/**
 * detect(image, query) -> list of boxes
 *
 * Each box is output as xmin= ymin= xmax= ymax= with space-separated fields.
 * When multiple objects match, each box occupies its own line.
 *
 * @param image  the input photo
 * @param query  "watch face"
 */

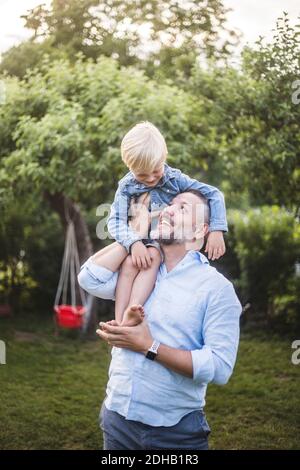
xmin=146 ymin=350 xmax=156 ymax=360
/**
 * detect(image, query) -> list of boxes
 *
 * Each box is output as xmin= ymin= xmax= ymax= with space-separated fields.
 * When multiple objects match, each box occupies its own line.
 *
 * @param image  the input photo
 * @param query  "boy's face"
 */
xmin=132 ymin=162 xmax=164 ymax=187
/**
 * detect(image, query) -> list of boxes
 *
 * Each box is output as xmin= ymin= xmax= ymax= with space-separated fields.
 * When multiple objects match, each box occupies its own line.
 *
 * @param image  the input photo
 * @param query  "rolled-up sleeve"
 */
xmin=191 ymin=283 xmax=242 ymax=385
xmin=107 ymin=184 xmax=142 ymax=252
xmin=77 ymin=257 xmax=118 ymax=300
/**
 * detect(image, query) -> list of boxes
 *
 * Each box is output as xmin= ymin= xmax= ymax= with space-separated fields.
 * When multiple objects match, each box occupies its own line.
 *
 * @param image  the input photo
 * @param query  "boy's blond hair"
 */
xmin=121 ymin=121 xmax=168 ymax=173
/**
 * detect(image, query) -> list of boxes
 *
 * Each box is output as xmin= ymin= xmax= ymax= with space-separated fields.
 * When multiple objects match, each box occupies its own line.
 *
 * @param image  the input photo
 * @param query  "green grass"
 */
xmin=0 ymin=314 xmax=299 ymax=450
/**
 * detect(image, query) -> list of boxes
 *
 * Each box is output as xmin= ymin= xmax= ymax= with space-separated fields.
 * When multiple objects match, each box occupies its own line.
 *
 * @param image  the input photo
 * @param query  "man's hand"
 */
xmin=96 ymin=319 xmax=153 ymax=354
xmin=204 ymin=231 xmax=226 ymax=260
xmin=131 ymin=241 xmax=152 ymax=269
xmin=96 ymin=319 xmax=194 ymax=378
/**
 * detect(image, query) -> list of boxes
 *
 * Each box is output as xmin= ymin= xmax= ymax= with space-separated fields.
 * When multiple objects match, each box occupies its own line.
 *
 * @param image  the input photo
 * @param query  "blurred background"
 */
xmin=0 ymin=0 xmax=299 ymax=450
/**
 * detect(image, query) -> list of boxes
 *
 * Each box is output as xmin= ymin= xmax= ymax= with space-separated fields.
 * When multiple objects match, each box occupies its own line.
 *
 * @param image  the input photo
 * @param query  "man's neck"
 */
xmin=160 ymin=243 xmax=188 ymax=273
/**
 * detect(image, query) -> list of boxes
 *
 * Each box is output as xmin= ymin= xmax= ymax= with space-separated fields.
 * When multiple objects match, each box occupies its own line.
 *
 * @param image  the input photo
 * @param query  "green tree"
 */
xmin=0 ymin=39 xmax=68 ymax=79
xmin=1 ymin=0 xmax=238 ymax=78
xmin=0 ymin=55 xmax=209 ymax=269
xmin=189 ymin=15 xmax=300 ymax=212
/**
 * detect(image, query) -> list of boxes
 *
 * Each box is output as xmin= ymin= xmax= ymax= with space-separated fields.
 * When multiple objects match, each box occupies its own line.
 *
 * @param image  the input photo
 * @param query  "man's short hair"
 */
xmin=185 ymin=189 xmax=210 ymax=225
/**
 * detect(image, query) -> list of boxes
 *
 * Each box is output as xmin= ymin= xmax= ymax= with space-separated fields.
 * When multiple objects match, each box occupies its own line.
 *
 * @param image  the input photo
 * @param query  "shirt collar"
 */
xmin=160 ymin=249 xmax=209 ymax=271
xmin=161 ymin=163 xmax=175 ymax=183
xmin=187 ymin=250 xmax=210 ymax=265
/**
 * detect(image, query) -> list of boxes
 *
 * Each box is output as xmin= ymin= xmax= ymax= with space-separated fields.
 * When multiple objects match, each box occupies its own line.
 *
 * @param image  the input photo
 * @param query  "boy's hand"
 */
xmin=131 ymin=241 xmax=152 ymax=269
xmin=205 ymin=231 xmax=226 ymax=260
xmin=128 ymin=192 xmax=151 ymax=237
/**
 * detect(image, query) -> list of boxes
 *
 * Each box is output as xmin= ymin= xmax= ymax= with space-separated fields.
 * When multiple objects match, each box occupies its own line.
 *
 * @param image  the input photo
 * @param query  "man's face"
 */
xmin=153 ymin=192 xmax=207 ymax=246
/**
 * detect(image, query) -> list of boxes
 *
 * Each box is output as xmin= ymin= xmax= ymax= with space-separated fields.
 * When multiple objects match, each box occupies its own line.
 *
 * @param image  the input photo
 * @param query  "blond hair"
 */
xmin=121 ymin=121 xmax=168 ymax=173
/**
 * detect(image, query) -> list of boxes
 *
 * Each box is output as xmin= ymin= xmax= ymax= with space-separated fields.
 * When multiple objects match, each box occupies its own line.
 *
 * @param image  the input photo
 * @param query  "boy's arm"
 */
xmin=178 ymin=172 xmax=228 ymax=232
xmin=107 ymin=184 xmax=143 ymax=252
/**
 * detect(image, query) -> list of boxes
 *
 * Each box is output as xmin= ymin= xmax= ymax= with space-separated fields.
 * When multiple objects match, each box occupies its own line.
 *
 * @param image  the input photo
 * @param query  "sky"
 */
xmin=0 ymin=0 xmax=299 ymax=58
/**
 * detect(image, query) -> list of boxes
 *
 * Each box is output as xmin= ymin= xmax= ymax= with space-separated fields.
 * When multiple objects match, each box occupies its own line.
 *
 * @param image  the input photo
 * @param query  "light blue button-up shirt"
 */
xmin=78 ymin=250 xmax=242 ymax=427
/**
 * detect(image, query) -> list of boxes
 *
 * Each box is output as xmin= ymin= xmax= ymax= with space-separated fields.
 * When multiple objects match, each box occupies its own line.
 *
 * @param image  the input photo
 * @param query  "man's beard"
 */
xmin=159 ymin=238 xmax=179 ymax=246
xmin=152 ymin=220 xmax=193 ymax=246
xmin=155 ymin=231 xmax=184 ymax=246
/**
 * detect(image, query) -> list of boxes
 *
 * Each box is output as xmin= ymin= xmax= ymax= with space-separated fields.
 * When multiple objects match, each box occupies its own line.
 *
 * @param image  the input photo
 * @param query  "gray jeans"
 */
xmin=99 ymin=402 xmax=211 ymax=450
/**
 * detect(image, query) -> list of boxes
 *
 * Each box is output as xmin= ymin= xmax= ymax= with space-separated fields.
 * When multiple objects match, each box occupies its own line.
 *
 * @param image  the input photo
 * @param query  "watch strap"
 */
xmin=146 ymin=340 xmax=160 ymax=360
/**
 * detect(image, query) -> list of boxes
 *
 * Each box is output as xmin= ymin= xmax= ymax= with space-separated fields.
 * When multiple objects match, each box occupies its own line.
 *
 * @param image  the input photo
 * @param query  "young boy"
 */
xmin=101 ymin=122 xmax=227 ymax=327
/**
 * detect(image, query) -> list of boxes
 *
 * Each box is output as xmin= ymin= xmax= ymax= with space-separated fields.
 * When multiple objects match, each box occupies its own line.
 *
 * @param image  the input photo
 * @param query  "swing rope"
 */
xmin=54 ymin=199 xmax=93 ymax=332
xmin=54 ymin=221 xmax=86 ymax=309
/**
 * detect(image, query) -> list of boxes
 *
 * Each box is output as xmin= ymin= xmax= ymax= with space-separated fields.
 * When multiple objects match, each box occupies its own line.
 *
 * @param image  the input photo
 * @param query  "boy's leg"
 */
xmin=91 ymin=241 xmax=128 ymax=272
xmin=122 ymin=247 xmax=161 ymax=326
xmin=128 ymin=247 xmax=161 ymax=305
xmin=115 ymin=255 xmax=140 ymax=324
xmin=90 ymin=243 xmax=143 ymax=324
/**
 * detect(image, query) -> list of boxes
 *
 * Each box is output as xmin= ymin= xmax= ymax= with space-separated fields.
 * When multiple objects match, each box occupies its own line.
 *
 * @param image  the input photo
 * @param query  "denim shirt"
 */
xmin=78 ymin=250 xmax=242 ymax=426
xmin=107 ymin=163 xmax=228 ymax=252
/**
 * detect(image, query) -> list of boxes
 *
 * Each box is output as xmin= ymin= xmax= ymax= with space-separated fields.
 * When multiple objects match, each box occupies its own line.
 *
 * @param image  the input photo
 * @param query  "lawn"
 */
xmin=0 ymin=314 xmax=299 ymax=450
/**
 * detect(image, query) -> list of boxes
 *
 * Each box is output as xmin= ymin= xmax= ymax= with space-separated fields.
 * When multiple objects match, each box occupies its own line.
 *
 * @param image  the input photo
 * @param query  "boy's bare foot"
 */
xmin=121 ymin=304 xmax=145 ymax=327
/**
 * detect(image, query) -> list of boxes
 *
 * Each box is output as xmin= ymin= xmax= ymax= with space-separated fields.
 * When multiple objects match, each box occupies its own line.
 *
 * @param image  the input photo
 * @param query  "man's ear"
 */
xmin=194 ymin=223 xmax=209 ymax=241
xmin=185 ymin=223 xmax=208 ymax=251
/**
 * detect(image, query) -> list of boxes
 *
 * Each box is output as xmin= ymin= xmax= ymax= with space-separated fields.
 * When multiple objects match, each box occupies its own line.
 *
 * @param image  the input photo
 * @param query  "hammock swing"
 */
xmin=54 ymin=219 xmax=92 ymax=333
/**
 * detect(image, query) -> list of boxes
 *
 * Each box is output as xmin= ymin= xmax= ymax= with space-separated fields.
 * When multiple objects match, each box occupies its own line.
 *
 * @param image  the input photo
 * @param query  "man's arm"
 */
xmin=98 ymin=320 xmax=193 ymax=378
xmin=77 ymin=257 xmax=118 ymax=300
xmin=78 ymin=242 xmax=129 ymax=299
xmin=149 ymin=283 xmax=241 ymax=382
xmin=99 ymin=282 xmax=241 ymax=385
xmin=191 ymin=283 xmax=242 ymax=385
xmin=152 ymin=344 xmax=193 ymax=378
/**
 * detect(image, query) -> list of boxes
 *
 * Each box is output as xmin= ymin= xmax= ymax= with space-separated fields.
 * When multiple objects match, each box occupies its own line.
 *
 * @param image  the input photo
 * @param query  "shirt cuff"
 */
xmin=123 ymin=236 xmax=142 ymax=253
xmin=81 ymin=257 xmax=115 ymax=281
xmin=191 ymin=346 xmax=215 ymax=384
xmin=209 ymin=222 xmax=228 ymax=232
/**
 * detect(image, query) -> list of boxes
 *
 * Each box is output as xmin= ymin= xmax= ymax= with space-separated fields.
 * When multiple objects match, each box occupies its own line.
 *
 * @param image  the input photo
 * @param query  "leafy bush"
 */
xmin=0 ymin=196 xmax=64 ymax=314
xmin=225 ymin=206 xmax=300 ymax=330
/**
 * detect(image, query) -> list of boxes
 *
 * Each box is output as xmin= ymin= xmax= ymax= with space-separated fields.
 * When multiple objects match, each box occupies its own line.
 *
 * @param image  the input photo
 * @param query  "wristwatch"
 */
xmin=146 ymin=340 xmax=160 ymax=360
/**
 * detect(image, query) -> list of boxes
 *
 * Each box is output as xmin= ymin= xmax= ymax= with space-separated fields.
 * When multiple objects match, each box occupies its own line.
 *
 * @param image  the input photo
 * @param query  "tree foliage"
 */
xmin=1 ymin=0 xmax=238 ymax=78
xmin=189 ymin=15 xmax=300 ymax=212
xmin=228 ymin=206 xmax=300 ymax=331
xmin=0 ymin=55 xmax=209 ymax=210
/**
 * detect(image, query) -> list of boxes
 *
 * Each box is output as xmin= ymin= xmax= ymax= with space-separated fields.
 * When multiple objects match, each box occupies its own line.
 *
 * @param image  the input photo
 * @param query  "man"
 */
xmin=78 ymin=191 xmax=242 ymax=450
